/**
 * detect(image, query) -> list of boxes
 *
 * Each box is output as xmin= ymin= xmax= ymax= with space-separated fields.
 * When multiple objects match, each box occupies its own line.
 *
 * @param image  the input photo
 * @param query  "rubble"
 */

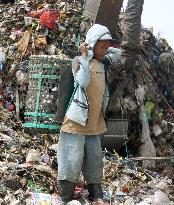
xmin=0 ymin=108 xmax=174 ymax=204
xmin=1 ymin=103 xmax=174 ymax=205
xmin=107 ymin=9 xmax=174 ymax=167
xmin=0 ymin=0 xmax=172 ymax=160
xmin=0 ymin=0 xmax=174 ymax=204
xmin=0 ymin=104 xmax=60 ymax=204
xmin=0 ymin=0 xmax=87 ymax=121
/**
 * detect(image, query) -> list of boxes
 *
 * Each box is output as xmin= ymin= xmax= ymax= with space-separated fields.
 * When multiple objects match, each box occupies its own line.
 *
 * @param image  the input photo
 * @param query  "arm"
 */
xmin=72 ymin=43 xmax=90 ymax=88
xmin=102 ymin=47 xmax=122 ymax=68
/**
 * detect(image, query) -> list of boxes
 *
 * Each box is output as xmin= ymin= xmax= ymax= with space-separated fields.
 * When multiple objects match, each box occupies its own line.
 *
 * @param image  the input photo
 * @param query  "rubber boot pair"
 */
xmin=58 ymin=181 xmax=105 ymax=204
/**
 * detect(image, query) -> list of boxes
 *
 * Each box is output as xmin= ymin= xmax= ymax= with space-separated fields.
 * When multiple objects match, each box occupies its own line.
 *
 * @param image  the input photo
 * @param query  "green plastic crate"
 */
xmin=23 ymin=55 xmax=72 ymax=130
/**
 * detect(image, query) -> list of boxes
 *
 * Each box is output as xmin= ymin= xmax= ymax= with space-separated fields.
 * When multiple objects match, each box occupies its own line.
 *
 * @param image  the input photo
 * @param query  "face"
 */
xmin=93 ymin=40 xmax=111 ymax=61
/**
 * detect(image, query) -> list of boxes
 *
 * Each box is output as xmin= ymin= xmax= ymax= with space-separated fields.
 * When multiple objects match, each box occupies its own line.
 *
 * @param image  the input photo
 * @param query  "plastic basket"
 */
xmin=23 ymin=55 xmax=72 ymax=130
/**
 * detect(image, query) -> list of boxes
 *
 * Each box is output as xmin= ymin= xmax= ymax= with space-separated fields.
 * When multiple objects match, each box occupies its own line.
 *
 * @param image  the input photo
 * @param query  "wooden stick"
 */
xmin=131 ymin=156 xmax=174 ymax=161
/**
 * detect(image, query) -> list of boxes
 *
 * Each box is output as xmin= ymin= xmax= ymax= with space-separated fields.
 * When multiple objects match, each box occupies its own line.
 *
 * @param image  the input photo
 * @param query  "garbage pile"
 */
xmin=0 ymin=0 xmax=87 ymax=116
xmin=137 ymin=30 xmax=174 ymax=160
xmin=107 ymin=16 xmax=174 ymax=164
xmin=0 ymin=0 xmax=85 ymax=60
xmin=0 ymin=104 xmax=174 ymax=204
xmin=0 ymin=0 xmax=174 ymax=204
xmin=102 ymin=152 xmax=174 ymax=204
xmin=0 ymin=104 xmax=60 ymax=204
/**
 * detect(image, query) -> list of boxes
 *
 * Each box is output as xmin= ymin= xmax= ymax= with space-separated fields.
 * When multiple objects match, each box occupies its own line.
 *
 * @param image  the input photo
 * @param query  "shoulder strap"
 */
xmin=66 ymin=83 xmax=79 ymax=111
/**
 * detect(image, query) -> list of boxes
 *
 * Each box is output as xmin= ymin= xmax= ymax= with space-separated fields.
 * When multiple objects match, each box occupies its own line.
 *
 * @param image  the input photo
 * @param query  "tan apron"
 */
xmin=61 ymin=59 xmax=106 ymax=135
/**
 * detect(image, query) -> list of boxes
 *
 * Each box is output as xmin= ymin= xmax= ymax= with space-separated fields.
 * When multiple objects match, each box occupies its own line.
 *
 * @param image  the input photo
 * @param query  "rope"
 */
xmin=121 ymin=105 xmax=129 ymax=158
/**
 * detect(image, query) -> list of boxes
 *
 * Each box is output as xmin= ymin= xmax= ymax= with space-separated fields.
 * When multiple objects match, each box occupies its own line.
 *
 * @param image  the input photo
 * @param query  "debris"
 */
xmin=152 ymin=190 xmax=174 ymax=205
xmin=0 ymin=0 xmax=174 ymax=204
xmin=31 ymin=192 xmax=62 ymax=205
xmin=139 ymin=104 xmax=156 ymax=169
xmin=26 ymin=149 xmax=42 ymax=164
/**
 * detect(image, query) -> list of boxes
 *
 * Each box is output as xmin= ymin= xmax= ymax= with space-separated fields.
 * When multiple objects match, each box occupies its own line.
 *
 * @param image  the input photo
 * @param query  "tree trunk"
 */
xmin=121 ymin=0 xmax=144 ymax=51
xmin=96 ymin=0 xmax=124 ymax=37
xmin=83 ymin=0 xmax=124 ymax=36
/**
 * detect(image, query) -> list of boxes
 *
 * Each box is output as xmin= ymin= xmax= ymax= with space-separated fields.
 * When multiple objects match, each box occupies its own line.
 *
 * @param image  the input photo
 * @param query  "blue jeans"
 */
xmin=57 ymin=131 xmax=103 ymax=184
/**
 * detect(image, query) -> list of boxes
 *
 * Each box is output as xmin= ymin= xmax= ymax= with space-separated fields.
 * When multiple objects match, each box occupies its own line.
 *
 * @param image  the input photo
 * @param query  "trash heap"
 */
xmin=0 ymin=0 xmax=172 ymax=162
xmin=107 ymin=17 xmax=174 ymax=164
xmin=137 ymin=30 xmax=174 ymax=159
xmin=0 ymin=1 xmax=174 ymax=204
xmin=0 ymin=0 xmax=87 ymax=115
xmin=0 ymin=0 xmax=84 ymax=59
xmin=0 ymin=104 xmax=60 ymax=204
xmin=0 ymin=103 xmax=174 ymax=204
xmin=102 ymin=152 xmax=174 ymax=205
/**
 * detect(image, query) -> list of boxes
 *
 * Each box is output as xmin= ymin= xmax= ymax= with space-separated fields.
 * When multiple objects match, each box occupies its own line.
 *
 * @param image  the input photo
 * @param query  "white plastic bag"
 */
xmin=152 ymin=190 xmax=172 ymax=205
xmin=66 ymin=84 xmax=88 ymax=126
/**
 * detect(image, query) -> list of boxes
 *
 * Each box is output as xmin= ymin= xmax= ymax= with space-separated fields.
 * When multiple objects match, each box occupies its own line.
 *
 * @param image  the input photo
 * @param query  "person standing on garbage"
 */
xmin=57 ymin=24 xmax=122 ymax=204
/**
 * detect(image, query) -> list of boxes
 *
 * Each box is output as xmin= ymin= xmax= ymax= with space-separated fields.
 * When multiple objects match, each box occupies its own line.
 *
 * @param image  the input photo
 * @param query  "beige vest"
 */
xmin=61 ymin=59 xmax=107 ymax=135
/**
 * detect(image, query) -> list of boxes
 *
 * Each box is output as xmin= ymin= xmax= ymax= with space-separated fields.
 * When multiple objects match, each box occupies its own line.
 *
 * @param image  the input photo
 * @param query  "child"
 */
xmin=57 ymin=24 xmax=122 ymax=204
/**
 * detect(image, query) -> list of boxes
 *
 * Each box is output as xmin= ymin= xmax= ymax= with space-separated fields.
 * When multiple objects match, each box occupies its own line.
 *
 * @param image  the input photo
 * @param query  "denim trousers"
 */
xmin=57 ymin=131 xmax=103 ymax=184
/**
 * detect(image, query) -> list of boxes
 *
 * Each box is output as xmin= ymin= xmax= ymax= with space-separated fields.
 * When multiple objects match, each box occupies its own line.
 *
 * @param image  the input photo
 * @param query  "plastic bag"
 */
xmin=152 ymin=190 xmax=172 ymax=205
xmin=31 ymin=193 xmax=61 ymax=205
xmin=40 ymin=11 xmax=59 ymax=30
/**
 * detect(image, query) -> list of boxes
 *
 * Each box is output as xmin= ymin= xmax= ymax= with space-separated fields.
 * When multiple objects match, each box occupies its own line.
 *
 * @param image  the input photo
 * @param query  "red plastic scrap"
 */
xmin=74 ymin=186 xmax=84 ymax=199
xmin=28 ymin=8 xmax=47 ymax=18
xmin=8 ymin=102 xmax=15 ymax=112
xmin=40 ymin=11 xmax=59 ymax=30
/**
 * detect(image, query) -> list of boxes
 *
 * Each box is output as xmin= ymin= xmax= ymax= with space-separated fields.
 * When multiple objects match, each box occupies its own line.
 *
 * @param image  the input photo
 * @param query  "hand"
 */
xmin=80 ymin=42 xmax=88 ymax=57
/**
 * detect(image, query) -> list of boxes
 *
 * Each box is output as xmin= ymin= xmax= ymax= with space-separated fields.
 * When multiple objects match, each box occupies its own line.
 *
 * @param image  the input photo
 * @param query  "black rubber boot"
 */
xmin=57 ymin=180 xmax=76 ymax=204
xmin=87 ymin=183 xmax=103 ymax=201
